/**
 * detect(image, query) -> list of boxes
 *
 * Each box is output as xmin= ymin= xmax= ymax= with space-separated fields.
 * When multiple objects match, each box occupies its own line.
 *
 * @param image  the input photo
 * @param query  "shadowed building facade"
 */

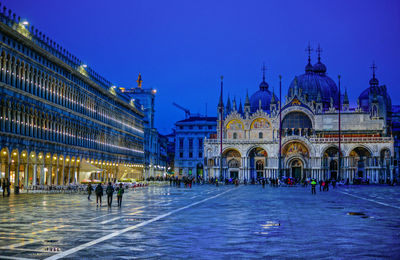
xmin=0 ymin=7 xmax=145 ymax=190
xmin=175 ymin=116 xmax=217 ymax=178
xmin=205 ymin=47 xmax=395 ymax=183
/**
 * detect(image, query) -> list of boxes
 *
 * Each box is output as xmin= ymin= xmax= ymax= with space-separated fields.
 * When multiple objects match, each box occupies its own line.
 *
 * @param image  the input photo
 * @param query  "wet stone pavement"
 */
xmin=0 ymin=184 xmax=399 ymax=259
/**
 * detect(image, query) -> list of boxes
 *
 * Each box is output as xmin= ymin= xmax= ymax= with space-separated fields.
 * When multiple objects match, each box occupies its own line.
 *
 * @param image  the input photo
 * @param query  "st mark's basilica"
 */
xmin=204 ymin=47 xmax=394 ymax=183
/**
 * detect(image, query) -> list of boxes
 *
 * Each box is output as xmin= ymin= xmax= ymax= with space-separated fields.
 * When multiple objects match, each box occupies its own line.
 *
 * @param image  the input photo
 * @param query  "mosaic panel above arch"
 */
xmin=226 ymin=119 xmax=244 ymax=130
xmin=250 ymin=118 xmax=271 ymax=129
xmin=282 ymin=142 xmax=309 ymax=157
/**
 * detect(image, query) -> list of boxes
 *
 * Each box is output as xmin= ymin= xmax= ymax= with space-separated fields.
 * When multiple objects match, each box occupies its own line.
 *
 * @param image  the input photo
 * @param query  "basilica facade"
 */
xmin=204 ymin=50 xmax=395 ymax=183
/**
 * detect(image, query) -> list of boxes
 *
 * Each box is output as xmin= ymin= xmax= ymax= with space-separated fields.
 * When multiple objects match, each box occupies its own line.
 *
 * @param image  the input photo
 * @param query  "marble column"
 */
xmin=33 ymin=164 xmax=37 ymax=185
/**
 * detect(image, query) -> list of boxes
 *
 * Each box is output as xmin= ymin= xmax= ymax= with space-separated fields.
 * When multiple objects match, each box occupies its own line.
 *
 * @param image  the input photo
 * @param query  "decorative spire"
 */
xmin=305 ymin=42 xmax=314 ymax=73
xmin=371 ymin=61 xmax=377 ymax=79
xmin=226 ymin=94 xmax=232 ymax=113
xmin=306 ymin=42 xmax=313 ymax=65
xmin=218 ymin=76 xmax=224 ymax=108
xmin=259 ymin=99 xmax=262 ymax=110
xmin=244 ymin=89 xmax=250 ymax=107
xmin=262 ymin=63 xmax=266 ymax=82
xmin=343 ymin=87 xmax=349 ymax=104
xmin=369 ymin=61 xmax=379 ymax=86
xmin=259 ymin=63 xmax=270 ymax=90
xmin=316 ymin=44 xmax=323 ymax=62
xmin=238 ymin=99 xmax=243 ymax=114
xmin=271 ymin=86 xmax=276 ymax=104
xmin=137 ymin=73 xmax=143 ymax=88
xmin=233 ymin=97 xmax=237 ymax=111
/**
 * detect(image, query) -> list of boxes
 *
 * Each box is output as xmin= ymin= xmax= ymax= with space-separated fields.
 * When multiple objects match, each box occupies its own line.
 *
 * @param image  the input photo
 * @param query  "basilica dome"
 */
xmin=288 ymin=59 xmax=338 ymax=106
xmin=358 ymin=82 xmax=391 ymax=113
xmin=250 ymin=79 xmax=278 ymax=113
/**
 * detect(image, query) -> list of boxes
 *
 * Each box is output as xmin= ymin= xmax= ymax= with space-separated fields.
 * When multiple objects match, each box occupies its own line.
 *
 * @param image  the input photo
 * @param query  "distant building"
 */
xmin=122 ymin=75 xmax=166 ymax=177
xmin=174 ymin=116 xmax=217 ymax=177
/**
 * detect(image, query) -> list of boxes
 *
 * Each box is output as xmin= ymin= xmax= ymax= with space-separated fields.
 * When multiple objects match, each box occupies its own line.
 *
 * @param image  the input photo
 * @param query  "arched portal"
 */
xmin=282 ymin=141 xmax=309 ymax=179
xmin=290 ymin=159 xmax=303 ymax=180
xmin=248 ymin=147 xmax=268 ymax=179
xmin=349 ymin=147 xmax=371 ymax=179
xmin=329 ymin=160 xmax=338 ymax=180
xmin=323 ymin=146 xmax=342 ymax=180
xmin=222 ymin=149 xmax=241 ymax=180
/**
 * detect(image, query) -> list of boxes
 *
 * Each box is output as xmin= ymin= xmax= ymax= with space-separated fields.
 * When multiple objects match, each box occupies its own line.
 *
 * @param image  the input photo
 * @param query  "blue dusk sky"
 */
xmin=5 ymin=0 xmax=400 ymax=134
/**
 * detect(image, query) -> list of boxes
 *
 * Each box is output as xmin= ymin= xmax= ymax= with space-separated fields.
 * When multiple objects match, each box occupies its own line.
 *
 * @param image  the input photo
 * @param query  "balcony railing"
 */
xmin=205 ymin=136 xmax=393 ymax=144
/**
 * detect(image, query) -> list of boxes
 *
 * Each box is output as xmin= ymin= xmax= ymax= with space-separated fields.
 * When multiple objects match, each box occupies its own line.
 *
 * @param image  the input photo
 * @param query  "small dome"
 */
xmin=313 ymin=61 xmax=327 ymax=74
xmin=369 ymin=77 xmax=379 ymax=86
xmin=305 ymin=62 xmax=313 ymax=73
xmin=358 ymin=85 xmax=391 ymax=112
xmin=259 ymin=80 xmax=269 ymax=91
xmin=249 ymin=89 xmax=278 ymax=113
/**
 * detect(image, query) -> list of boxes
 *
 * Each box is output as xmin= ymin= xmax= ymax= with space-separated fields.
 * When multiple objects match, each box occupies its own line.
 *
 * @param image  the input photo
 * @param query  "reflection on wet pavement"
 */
xmin=0 ymin=185 xmax=399 ymax=259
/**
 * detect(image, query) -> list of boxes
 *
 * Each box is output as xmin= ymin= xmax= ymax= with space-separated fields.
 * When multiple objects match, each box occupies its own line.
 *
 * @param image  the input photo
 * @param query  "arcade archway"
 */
xmin=222 ymin=149 xmax=241 ymax=179
xmin=282 ymin=141 xmax=309 ymax=179
xmin=248 ymin=147 xmax=268 ymax=179
xmin=323 ymin=146 xmax=342 ymax=180
xmin=349 ymin=147 xmax=371 ymax=179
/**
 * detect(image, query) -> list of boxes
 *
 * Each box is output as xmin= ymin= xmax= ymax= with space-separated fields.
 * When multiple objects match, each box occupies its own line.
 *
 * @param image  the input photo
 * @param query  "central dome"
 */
xmin=288 ymin=58 xmax=338 ymax=107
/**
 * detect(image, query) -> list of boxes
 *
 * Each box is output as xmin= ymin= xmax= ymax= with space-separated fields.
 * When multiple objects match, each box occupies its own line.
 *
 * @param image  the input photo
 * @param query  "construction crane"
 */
xmin=173 ymin=102 xmax=191 ymax=119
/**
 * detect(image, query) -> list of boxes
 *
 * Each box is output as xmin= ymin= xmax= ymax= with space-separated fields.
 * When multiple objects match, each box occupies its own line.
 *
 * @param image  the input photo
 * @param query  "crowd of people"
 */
xmin=143 ymin=174 xmax=400 ymax=196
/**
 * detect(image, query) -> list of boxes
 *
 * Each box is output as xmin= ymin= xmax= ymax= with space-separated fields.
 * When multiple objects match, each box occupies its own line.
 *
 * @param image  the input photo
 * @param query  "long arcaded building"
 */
xmin=0 ymin=6 xmax=145 ymax=190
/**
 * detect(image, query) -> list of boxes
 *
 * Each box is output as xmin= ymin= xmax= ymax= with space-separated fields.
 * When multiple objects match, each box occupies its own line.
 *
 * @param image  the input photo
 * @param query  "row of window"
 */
xmin=178 ymin=125 xmax=214 ymax=130
xmin=178 ymin=137 xmax=204 ymax=149
xmin=0 ymin=98 xmax=143 ymax=155
xmin=2 ymin=18 xmax=113 ymax=97
xmin=178 ymin=151 xmax=203 ymax=159
xmin=0 ymin=45 xmax=143 ymax=135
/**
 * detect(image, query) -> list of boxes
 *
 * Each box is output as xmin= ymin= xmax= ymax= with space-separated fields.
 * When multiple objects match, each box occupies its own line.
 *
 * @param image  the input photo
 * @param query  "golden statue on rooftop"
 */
xmin=137 ymin=73 xmax=143 ymax=88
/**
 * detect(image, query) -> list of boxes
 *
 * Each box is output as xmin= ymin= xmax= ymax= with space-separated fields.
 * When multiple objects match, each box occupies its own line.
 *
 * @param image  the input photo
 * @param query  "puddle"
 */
xmin=260 ymin=221 xmax=281 ymax=229
xmin=347 ymin=212 xmax=366 ymax=216
xmin=347 ymin=212 xmax=370 ymax=218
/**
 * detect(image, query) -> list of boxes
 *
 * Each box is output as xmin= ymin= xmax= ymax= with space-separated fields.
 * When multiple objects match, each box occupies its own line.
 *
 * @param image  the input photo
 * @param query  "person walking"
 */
xmin=95 ymin=183 xmax=103 ymax=206
xmin=106 ymin=182 xmax=114 ymax=207
xmin=319 ymin=180 xmax=323 ymax=191
xmin=87 ymin=183 xmax=93 ymax=200
xmin=116 ymin=183 xmax=124 ymax=207
xmin=311 ymin=179 xmax=317 ymax=195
